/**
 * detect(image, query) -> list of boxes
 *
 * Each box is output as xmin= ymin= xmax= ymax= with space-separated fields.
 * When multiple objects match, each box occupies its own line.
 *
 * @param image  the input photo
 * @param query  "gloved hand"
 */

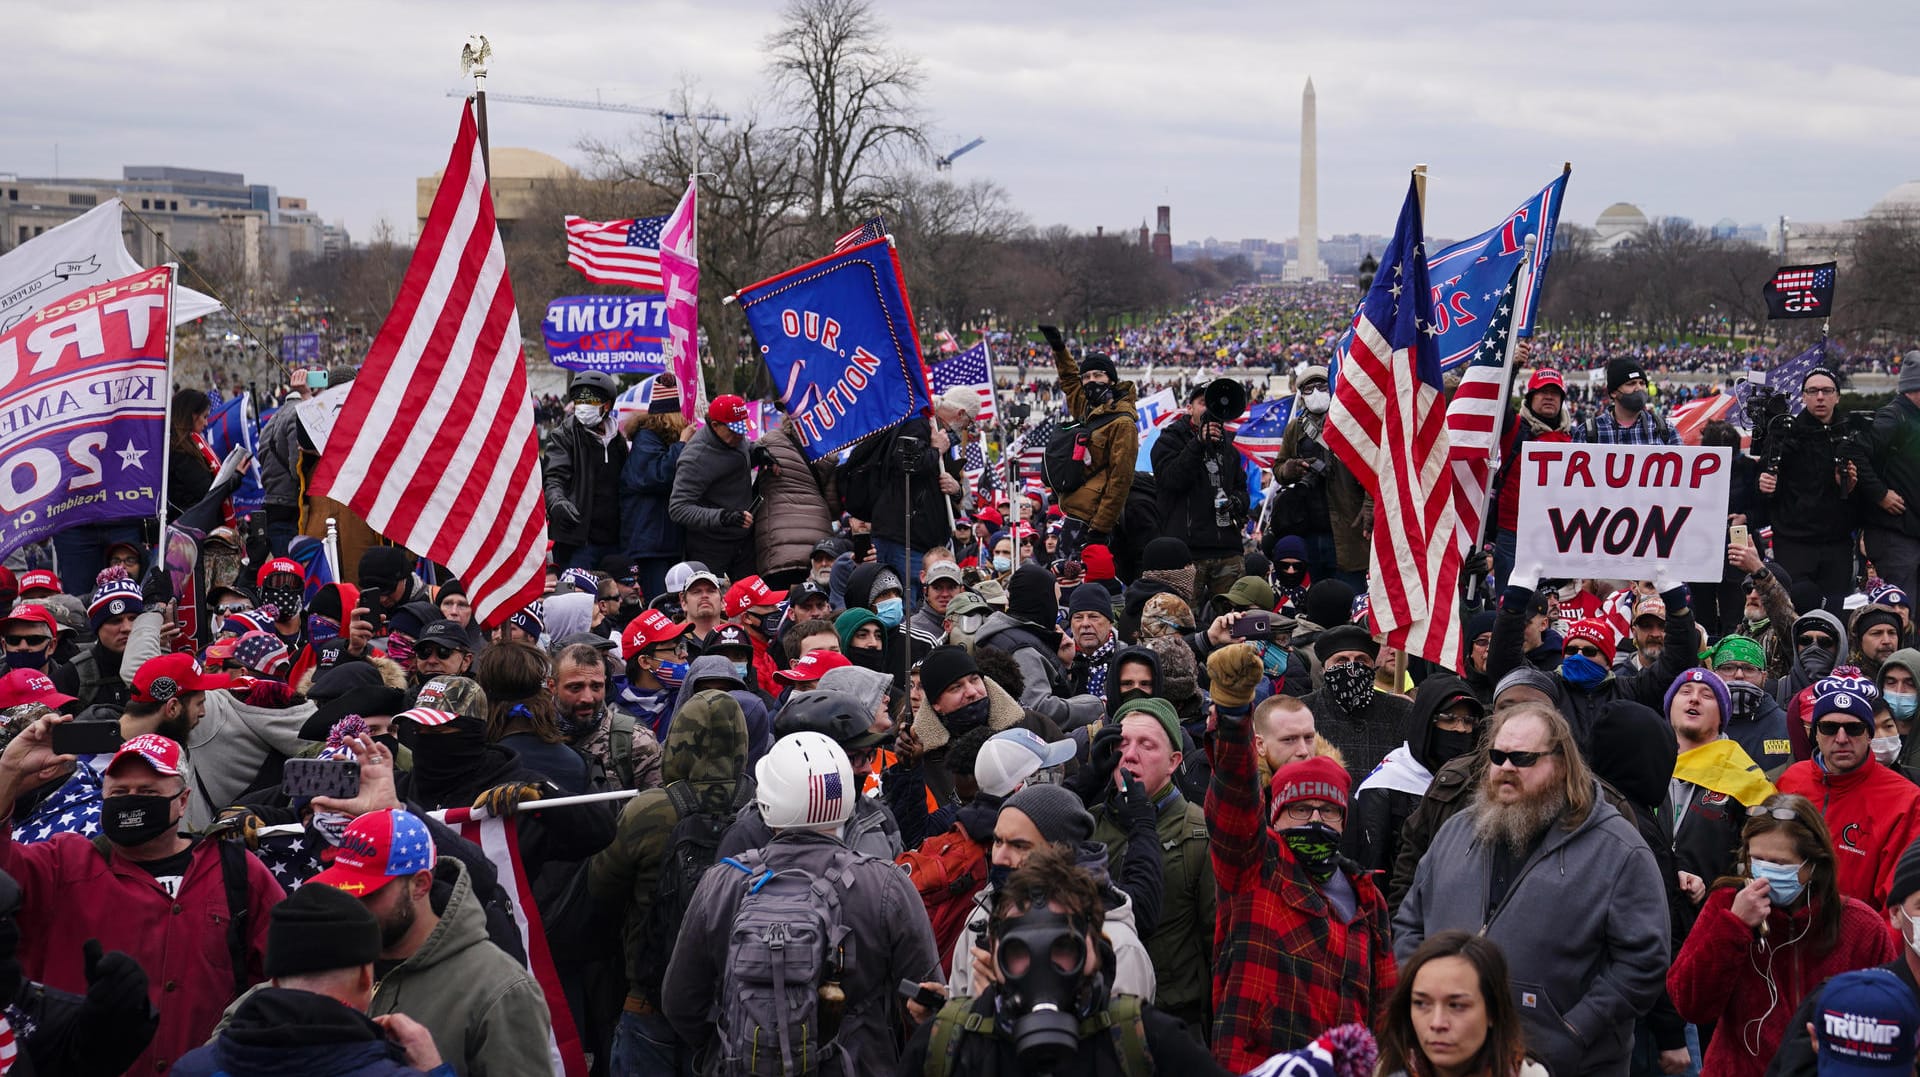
xmin=83 ymin=938 xmax=151 ymax=1020
xmin=1207 ymin=643 xmax=1263 ymax=709
xmin=1462 ymin=547 xmax=1492 ymax=578
xmin=473 ymin=782 xmax=546 ymax=818
xmin=1113 ymin=769 xmax=1155 ymax=833
xmin=1039 ymin=325 xmax=1066 ymax=353
xmin=1084 ymin=529 xmax=1109 ymax=546
xmin=139 ymin=562 xmax=172 ymax=607
xmin=723 ymin=509 xmax=750 ymax=528
xmin=1066 ymin=724 xmax=1123 ymax=804
xmin=548 ymin=498 xmax=582 ymax=532
xmin=207 ymin=806 xmax=262 ymax=849
xmin=1659 ymin=580 xmax=1692 ymax=614
xmin=750 ymin=446 xmax=778 ymax=471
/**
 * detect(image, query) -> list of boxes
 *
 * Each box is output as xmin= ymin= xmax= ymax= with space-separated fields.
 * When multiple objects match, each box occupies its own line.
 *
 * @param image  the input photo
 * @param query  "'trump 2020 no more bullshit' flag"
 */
xmin=733 ymin=235 xmax=932 ymax=461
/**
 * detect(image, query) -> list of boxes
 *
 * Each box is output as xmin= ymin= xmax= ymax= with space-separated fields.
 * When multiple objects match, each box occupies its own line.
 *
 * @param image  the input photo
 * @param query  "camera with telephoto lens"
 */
xmin=892 ymin=435 xmax=924 ymax=467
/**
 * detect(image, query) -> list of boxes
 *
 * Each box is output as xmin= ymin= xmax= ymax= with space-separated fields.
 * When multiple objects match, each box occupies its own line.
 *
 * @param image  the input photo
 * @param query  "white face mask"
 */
xmin=1901 ymin=909 xmax=1920 ymax=959
xmin=573 ymin=402 xmax=606 ymax=427
xmin=1302 ymin=389 xmax=1331 ymax=415
xmin=1874 ymin=735 xmax=1903 ymax=766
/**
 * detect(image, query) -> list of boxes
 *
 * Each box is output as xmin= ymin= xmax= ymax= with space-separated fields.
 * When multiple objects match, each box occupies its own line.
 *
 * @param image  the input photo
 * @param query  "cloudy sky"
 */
xmin=11 ymin=1 xmax=1919 ymax=247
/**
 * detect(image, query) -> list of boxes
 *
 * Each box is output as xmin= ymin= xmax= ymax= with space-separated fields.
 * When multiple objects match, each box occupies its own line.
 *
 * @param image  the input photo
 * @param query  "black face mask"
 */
xmin=373 ymin=732 xmax=403 ymax=759
xmin=261 ymin=588 xmax=304 ymax=619
xmin=1797 ymin=646 xmax=1835 ymax=682
xmin=1107 ymin=687 xmax=1151 ymax=715
xmin=941 ymin=696 xmax=993 ymax=736
xmin=412 ymin=721 xmax=490 ymax=790
xmin=1082 ymin=383 xmax=1113 ymax=408
xmin=849 ymin=645 xmax=888 ymax=673
xmin=1324 ymin=663 xmax=1375 ymax=714
xmin=1429 ymin=728 xmax=1478 ymax=767
xmin=991 ymin=906 xmax=1101 ymax=1070
xmin=103 ymin=793 xmax=178 ymax=847
xmin=1281 ymin=821 xmax=1342 ymax=881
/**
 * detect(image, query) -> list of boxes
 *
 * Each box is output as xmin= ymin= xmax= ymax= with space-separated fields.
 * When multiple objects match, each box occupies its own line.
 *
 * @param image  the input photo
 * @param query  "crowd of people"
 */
xmin=0 ymin=298 xmax=1918 ymax=1077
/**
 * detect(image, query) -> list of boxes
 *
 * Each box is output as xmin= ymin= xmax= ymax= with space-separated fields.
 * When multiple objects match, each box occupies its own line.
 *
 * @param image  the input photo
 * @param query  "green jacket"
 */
xmin=587 ymin=689 xmax=750 ymax=994
xmin=370 ymin=857 xmax=553 ymax=1077
xmin=1092 ymin=787 xmax=1214 ymax=1015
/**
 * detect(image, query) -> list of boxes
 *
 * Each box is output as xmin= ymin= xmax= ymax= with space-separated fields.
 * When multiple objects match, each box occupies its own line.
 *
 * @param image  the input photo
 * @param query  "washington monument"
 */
xmin=1286 ymin=77 xmax=1326 ymax=282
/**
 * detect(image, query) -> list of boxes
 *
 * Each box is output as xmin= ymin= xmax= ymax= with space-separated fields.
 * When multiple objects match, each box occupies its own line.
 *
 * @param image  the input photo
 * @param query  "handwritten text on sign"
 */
xmin=1515 ymin=443 xmax=1731 ymax=582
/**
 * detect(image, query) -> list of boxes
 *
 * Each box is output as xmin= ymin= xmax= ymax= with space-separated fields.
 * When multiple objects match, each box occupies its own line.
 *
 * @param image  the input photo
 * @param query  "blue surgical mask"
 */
xmin=1750 ymin=858 xmax=1806 ymax=905
xmin=1560 ymin=653 xmax=1609 ymax=690
xmin=992 ymin=556 xmax=1011 ymax=573
xmin=731 ymin=660 xmax=752 ymax=682
xmin=655 ymin=659 xmax=688 ymax=688
xmin=875 ymin=597 xmax=905 ymax=627
xmin=1888 ymin=692 xmax=1918 ymax=721
xmin=1260 ymin=642 xmax=1288 ymax=678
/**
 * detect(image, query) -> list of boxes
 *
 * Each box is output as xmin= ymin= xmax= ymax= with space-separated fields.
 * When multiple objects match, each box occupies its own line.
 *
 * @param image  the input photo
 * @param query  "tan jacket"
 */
xmin=1051 ymin=345 xmax=1138 ymax=533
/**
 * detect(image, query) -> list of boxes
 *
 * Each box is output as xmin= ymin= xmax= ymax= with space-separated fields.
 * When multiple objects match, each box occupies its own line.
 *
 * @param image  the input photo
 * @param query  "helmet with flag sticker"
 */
xmin=755 ymin=731 xmax=854 ymax=832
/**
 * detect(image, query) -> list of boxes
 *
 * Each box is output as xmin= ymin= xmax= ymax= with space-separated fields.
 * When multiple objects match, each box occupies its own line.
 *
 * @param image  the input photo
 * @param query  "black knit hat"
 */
xmin=1004 ymin=784 xmax=1094 ymax=845
xmin=1142 ymin=537 xmax=1192 ymax=572
xmin=267 ymin=880 xmax=382 ymax=977
xmin=920 ymin=645 xmax=980 ymax=704
xmin=1606 ymin=357 xmax=1647 ymax=394
xmin=1067 ymin=583 xmax=1113 ymax=621
xmin=358 ymin=546 xmax=414 ymax=595
xmin=1300 ymin=579 xmax=1357 ymax=629
xmin=1892 ymin=837 xmax=1920 ymax=910
xmin=1080 ymin=352 xmax=1118 ymax=381
xmin=1009 ymin=562 xmax=1058 ymax=629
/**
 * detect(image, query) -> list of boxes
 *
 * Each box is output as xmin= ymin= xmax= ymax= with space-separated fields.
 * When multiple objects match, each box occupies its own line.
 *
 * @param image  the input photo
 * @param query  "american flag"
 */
xmin=1770 ymin=265 xmax=1833 ymax=290
xmin=311 ymin=104 xmax=549 ymax=629
xmin=1443 ymin=263 xmax=1524 ymax=558
xmin=1746 ymin=341 xmax=1827 ymax=417
xmin=808 ymin=769 xmax=844 ymax=824
xmin=1670 ymin=392 xmax=1748 ymax=444
xmin=1325 ymin=177 xmax=1467 ymax=671
xmin=1009 ymin=415 xmax=1057 ymax=483
xmin=833 ymin=215 xmax=887 ymax=254
xmin=439 ymin=807 xmax=589 ymax=1076
xmin=564 ymin=213 xmax=668 ymax=288
xmin=962 ymin=436 xmax=991 ymax=497
xmin=930 ymin=342 xmax=998 ymax=423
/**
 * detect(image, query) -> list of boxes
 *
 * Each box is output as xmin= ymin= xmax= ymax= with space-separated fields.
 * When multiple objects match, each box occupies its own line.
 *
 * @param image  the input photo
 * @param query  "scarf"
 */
xmin=1518 ymin=405 xmax=1573 ymax=437
xmin=1081 ymin=634 xmax=1118 ymax=698
xmin=14 ymin=762 xmax=101 ymax=843
xmin=620 ymin=685 xmax=673 ymax=739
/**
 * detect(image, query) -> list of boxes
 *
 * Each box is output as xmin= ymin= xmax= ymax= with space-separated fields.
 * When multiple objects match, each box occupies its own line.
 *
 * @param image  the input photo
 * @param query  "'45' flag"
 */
xmin=734 ymin=236 xmax=932 ymax=461
xmin=1426 ymin=170 xmax=1567 ymax=372
xmin=1763 ymin=262 xmax=1836 ymax=320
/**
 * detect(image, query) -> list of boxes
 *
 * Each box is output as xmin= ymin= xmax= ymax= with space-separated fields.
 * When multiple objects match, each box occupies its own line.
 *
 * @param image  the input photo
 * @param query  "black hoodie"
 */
xmin=1344 ymin=674 xmax=1481 ymax=875
xmin=1080 ymin=644 xmax=1211 ymax=805
xmin=844 ymin=560 xmax=923 ymax=687
xmin=171 ymin=986 xmax=419 ymax=1076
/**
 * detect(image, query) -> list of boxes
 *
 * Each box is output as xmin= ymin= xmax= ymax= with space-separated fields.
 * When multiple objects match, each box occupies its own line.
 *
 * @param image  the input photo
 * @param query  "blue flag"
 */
xmin=202 ymin=392 xmax=265 ymax=513
xmin=735 ymin=239 xmax=932 ymax=461
xmin=1427 ymin=172 xmax=1567 ymax=371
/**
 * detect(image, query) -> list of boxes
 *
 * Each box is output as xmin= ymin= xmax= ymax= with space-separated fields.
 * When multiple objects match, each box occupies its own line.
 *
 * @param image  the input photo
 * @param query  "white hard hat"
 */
xmin=755 ymin=731 xmax=855 ymax=831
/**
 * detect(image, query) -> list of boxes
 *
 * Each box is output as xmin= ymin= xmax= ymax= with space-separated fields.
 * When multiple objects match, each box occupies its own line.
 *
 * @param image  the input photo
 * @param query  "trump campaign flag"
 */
xmin=0 ymin=266 xmax=172 ymax=559
xmin=541 ymin=294 xmax=668 ymax=374
xmin=1427 ymin=170 xmax=1566 ymax=372
xmin=733 ymin=236 xmax=931 ymax=461
xmin=1763 ymin=262 xmax=1836 ymax=320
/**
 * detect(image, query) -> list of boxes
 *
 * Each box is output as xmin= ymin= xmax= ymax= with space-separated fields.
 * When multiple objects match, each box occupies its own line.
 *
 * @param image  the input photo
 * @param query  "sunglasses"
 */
xmin=1563 ymin=644 xmax=1603 ymax=659
xmin=3 ymin=635 xmax=49 ymax=647
xmin=1798 ymin=634 xmax=1836 ymax=649
xmin=415 ymin=643 xmax=463 ymax=660
xmin=1487 ymin=748 xmax=1559 ymax=768
xmin=617 ymin=576 xmax=639 ymax=586
xmin=1753 ymin=806 xmax=1803 ymax=823
xmin=217 ymin=603 xmax=252 ymax=614
xmin=1816 ymin=720 xmax=1869 ymax=739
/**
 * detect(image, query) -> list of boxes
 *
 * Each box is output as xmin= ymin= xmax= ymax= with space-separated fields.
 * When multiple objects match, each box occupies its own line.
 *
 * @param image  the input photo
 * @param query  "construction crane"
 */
xmin=442 ymin=89 xmax=728 ymax=123
xmin=936 ymin=137 xmax=986 ymax=171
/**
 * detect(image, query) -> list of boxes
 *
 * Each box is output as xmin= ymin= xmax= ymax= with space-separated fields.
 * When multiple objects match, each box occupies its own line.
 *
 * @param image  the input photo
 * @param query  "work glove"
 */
xmin=473 ymin=782 xmax=547 ymax=818
xmin=207 ymin=806 xmax=263 ymax=850
xmin=83 ymin=938 xmax=152 ymax=1021
xmin=140 ymin=562 xmax=172 ymax=607
xmin=1066 ymin=724 xmax=1123 ymax=805
xmin=1462 ymin=547 xmax=1492 ymax=578
xmin=548 ymin=498 xmax=582 ymax=532
xmin=1207 ymin=643 xmax=1263 ymax=709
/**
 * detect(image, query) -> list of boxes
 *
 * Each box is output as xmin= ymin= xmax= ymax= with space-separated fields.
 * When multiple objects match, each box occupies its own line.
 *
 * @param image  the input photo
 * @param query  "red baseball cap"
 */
xmin=17 ymin=570 xmax=59 ymax=595
xmin=973 ymin=506 xmax=1005 ymax=528
xmin=0 ymin=605 xmax=58 ymax=637
xmin=707 ymin=394 xmax=749 ymax=425
xmin=0 ymin=669 xmax=75 ymax=710
xmin=620 ymin=609 xmax=690 ymax=659
xmin=131 ymin=652 xmax=233 ymax=704
xmin=777 ymin=650 xmax=852 ymax=683
xmin=1563 ymin=618 xmax=1619 ymax=666
xmin=309 ymin=809 xmax=438 ymax=897
xmin=1525 ymin=369 xmax=1567 ymax=396
xmin=106 ymin=732 xmax=185 ymax=778
xmin=724 ymin=575 xmax=779 ymax=617
xmin=257 ymin=558 xmax=306 ymax=587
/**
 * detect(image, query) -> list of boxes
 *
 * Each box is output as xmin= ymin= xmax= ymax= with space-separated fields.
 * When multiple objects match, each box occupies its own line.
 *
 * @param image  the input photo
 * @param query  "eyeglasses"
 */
xmin=1563 ymin=644 xmax=1603 ymax=659
xmin=1715 ymin=662 xmax=1761 ymax=676
xmin=1798 ymin=634 xmax=1836 ymax=649
xmin=1816 ymin=720 xmax=1869 ymax=739
xmin=415 ymin=643 xmax=463 ymax=660
xmin=3 ymin=635 xmax=49 ymax=648
xmin=1754 ymin=806 xmax=1803 ymax=823
xmin=1487 ymin=748 xmax=1559 ymax=768
xmin=1283 ymin=802 xmax=1345 ymax=824
xmin=1803 ymin=386 xmax=1838 ymax=397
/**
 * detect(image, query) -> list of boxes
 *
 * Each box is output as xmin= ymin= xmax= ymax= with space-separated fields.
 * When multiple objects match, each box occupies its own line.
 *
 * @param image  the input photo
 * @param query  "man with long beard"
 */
xmin=1395 ymin=703 xmax=1669 ymax=1077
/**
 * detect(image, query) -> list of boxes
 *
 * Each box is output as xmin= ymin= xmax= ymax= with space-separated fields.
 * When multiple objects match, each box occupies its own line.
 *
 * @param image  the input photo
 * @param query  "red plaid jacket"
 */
xmin=1205 ymin=707 xmax=1397 ymax=1074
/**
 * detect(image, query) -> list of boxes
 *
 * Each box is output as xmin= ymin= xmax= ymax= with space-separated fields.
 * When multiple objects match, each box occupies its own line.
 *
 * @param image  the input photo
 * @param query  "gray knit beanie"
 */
xmin=1003 ymin=783 xmax=1095 ymax=845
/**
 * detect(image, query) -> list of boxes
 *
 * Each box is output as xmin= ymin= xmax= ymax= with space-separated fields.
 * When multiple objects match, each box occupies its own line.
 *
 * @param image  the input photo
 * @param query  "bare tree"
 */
xmin=766 ymin=0 xmax=928 ymax=235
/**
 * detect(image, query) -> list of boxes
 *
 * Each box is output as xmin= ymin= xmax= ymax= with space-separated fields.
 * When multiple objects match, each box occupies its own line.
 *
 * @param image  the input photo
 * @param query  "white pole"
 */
xmin=156 ymin=264 xmax=180 ymax=554
xmin=323 ymin=517 xmax=342 ymax=581
xmin=252 ymin=788 xmax=646 ymax=839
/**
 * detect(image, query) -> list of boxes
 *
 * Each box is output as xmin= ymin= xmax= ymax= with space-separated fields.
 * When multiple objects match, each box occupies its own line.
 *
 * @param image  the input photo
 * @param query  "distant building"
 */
xmin=1594 ymin=202 xmax=1649 ymax=251
xmin=1152 ymin=205 xmax=1172 ymax=262
xmin=418 ymin=146 xmax=577 ymax=242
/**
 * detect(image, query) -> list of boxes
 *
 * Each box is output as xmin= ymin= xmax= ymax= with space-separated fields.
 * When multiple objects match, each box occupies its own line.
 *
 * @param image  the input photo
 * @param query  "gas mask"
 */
xmin=989 ymin=905 xmax=1104 ymax=1071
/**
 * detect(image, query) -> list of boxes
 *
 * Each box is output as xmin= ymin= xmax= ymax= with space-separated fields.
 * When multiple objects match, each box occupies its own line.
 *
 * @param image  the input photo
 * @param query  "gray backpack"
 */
xmin=715 ymin=844 xmax=859 ymax=1075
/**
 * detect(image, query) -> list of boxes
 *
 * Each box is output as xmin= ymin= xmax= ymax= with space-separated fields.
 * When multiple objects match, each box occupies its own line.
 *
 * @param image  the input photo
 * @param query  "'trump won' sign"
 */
xmin=1515 ymin=444 xmax=1731 ymax=582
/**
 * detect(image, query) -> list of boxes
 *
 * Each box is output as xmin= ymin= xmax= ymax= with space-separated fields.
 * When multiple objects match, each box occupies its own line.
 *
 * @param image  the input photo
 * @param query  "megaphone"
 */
xmin=1202 ymin=377 xmax=1248 ymax=427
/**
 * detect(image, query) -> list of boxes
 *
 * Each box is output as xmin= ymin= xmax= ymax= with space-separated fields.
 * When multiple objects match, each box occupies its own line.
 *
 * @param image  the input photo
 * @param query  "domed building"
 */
xmin=1869 ymin=179 xmax=1920 ymax=220
xmin=1594 ymin=202 xmax=1648 ymax=250
xmin=416 ymin=146 xmax=577 ymax=239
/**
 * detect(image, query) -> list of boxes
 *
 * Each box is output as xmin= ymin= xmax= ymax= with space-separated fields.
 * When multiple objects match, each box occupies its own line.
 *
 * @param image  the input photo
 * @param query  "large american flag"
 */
xmin=833 ymin=215 xmax=887 ymax=254
xmin=564 ymin=213 xmax=668 ymax=288
xmin=312 ymin=104 xmax=549 ymax=629
xmin=1443 ymin=263 xmax=1524 ymax=558
xmin=930 ymin=342 xmax=998 ymax=423
xmin=1325 ymin=177 xmax=1467 ymax=671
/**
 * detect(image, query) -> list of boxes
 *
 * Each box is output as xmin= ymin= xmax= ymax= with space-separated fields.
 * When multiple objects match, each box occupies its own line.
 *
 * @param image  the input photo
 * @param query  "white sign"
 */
xmin=294 ymin=382 xmax=356 ymax=452
xmin=1515 ymin=444 xmax=1731 ymax=582
xmin=1135 ymin=387 xmax=1177 ymax=432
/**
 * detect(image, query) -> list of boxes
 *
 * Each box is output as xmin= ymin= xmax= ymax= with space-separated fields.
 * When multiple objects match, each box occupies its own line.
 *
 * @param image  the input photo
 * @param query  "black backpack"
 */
xmin=1043 ymin=412 xmax=1127 ymax=495
xmin=836 ymin=430 xmax=893 ymax=521
xmin=632 ymin=780 xmax=744 ymax=1006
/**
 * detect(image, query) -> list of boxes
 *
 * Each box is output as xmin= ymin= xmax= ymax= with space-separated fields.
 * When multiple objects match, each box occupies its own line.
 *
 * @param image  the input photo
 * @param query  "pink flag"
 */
xmin=659 ymin=184 xmax=701 ymax=422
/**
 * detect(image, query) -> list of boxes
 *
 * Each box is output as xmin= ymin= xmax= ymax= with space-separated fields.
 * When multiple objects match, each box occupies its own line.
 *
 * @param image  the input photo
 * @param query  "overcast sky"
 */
xmin=11 ymin=1 xmax=1919 ymax=248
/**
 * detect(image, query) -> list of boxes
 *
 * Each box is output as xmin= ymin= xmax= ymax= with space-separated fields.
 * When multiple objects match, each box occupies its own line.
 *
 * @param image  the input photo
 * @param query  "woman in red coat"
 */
xmin=1668 ymin=793 xmax=1896 ymax=1077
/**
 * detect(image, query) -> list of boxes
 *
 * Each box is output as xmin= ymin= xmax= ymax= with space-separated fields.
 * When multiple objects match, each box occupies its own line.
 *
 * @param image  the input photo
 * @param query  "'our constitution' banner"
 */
xmin=1515 ymin=443 xmax=1731 ymax=582
xmin=542 ymin=294 xmax=668 ymax=373
xmin=0 ymin=266 xmax=172 ymax=558
xmin=734 ymin=236 xmax=931 ymax=461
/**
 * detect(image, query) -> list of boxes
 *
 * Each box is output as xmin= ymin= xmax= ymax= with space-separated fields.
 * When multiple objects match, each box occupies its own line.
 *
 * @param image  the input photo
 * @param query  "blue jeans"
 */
xmin=555 ymin=542 xmax=618 ymax=572
xmin=1493 ymin=528 xmax=1517 ymax=592
xmin=610 ymin=1009 xmax=690 ymax=1077
xmin=873 ymin=537 xmax=926 ymax=606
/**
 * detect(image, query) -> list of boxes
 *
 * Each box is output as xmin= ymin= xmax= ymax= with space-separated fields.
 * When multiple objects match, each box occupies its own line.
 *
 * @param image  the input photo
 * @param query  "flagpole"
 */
xmin=463 ymin=36 xmax=492 ymax=180
xmin=1464 ymin=236 xmax=1537 ymax=604
xmin=156 ymin=263 xmax=180 ymax=562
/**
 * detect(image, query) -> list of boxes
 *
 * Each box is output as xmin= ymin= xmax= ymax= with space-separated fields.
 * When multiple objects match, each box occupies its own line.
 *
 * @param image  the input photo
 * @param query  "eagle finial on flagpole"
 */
xmin=460 ymin=35 xmax=491 ymax=80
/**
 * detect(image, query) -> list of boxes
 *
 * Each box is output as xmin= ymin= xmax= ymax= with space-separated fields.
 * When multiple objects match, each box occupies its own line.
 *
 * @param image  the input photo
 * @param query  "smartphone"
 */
xmin=50 ymin=721 xmax=124 ymax=757
xmin=1729 ymin=523 xmax=1751 ymax=547
xmin=897 ymin=979 xmax=945 ymax=1011
xmin=282 ymin=758 xmax=361 ymax=800
xmin=306 ymin=369 xmax=329 ymax=390
xmin=1230 ymin=609 xmax=1275 ymax=640
xmin=852 ymin=533 xmax=873 ymax=562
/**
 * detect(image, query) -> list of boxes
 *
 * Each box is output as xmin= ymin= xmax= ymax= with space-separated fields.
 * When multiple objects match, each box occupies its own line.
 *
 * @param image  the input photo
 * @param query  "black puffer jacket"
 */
xmin=542 ymin=415 xmax=628 ymax=547
xmin=869 ymin=417 xmax=964 ymax=551
xmin=1766 ymin=409 xmax=1863 ymax=543
xmin=1151 ymin=414 xmax=1248 ymax=558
